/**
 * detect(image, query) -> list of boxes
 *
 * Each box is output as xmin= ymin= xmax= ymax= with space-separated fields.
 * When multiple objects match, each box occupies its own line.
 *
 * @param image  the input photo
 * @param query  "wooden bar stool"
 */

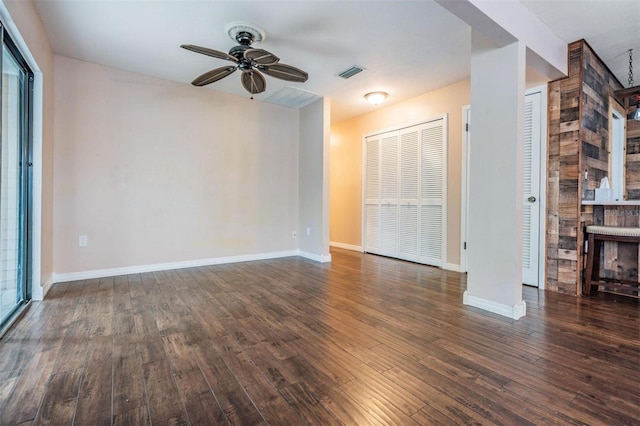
xmin=584 ymin=225 xmax=640 ymax=295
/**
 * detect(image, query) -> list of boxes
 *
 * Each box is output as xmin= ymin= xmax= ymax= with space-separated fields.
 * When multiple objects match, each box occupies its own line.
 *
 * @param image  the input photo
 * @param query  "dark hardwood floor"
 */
xmin=0 ymin=248 xmax=639 ymax=425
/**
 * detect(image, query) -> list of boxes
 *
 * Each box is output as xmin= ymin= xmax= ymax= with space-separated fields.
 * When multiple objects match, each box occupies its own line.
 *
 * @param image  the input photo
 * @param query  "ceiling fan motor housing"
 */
xmin=235 ymin=31 xmax=254 ymax=46
xmin=229 ymin=44 xmax=252 ymax=62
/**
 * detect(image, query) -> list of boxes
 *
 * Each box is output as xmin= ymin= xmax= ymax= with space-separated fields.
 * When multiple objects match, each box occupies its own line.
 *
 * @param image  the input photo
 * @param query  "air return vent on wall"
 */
xmin=338 ymin=65 xmax=365 ymax=79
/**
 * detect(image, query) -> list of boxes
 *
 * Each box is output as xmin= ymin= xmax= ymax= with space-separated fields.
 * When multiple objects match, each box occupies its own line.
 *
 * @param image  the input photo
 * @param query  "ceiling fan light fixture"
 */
xmin=365 ymin=91 xmax=387 ymax=106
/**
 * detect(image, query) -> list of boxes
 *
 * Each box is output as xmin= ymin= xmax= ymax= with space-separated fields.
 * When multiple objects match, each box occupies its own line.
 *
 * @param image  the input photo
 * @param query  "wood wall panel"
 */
xmin=546 ymin=42 xmax=583 ymax=295
xmin=546 ymin=81 xmax=561 ymax=292
xmin=546 ymin=40 xmax=628 ymax=296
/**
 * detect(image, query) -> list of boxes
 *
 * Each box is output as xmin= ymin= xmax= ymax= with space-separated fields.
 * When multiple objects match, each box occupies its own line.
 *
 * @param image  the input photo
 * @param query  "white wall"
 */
xmin=54 ymin=55 xmax=300 ymax=275
xmin=298 ymin=97 xmax=330 ymax=261
xmin=464 ymin=32 xmax=526 ymax=319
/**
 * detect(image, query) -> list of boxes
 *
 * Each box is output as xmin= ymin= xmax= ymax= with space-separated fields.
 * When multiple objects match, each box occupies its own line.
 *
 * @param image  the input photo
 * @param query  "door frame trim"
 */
xmin=461 ymin=105 xmax=470 ymax=273
xmin=531 ymin=85 xmax=548 ymax=289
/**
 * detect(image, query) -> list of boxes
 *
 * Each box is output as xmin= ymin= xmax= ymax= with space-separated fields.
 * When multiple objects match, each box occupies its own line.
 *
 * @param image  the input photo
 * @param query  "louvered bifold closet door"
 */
xmin=419 ymin=119 xmax=446 ymax=266
xmin=364 ymin=135 xmax=381 ymax=254
xmin=398 ymin=128 xmax=420 ymax=262
xmin=522 ymin=92 xmax=541 ymax=285
xmin=522 ymin=98 xmax=533 ymax=272
xmin=380 ymin=133 xmax=399 ymax=257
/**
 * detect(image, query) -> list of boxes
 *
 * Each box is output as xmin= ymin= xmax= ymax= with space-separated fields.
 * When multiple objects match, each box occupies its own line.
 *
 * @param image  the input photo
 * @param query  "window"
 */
xmin=609 ymin=98 xmax=626 ymax=201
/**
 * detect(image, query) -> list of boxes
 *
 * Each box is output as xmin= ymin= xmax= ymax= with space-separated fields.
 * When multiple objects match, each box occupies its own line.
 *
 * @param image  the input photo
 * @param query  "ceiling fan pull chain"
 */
xmin=629 ymin=48 xmax=634 ymax=87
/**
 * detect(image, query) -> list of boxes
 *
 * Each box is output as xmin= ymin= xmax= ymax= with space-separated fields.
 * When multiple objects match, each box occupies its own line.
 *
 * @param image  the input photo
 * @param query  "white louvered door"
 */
xmin=364 ymin=135 xmax=381 ymax=254
xmin=419 ymin=121 xmax=446 ymax=266
xmin=380 ymin=133 xmax=399 ymax=256
xmin=522 ymin=92 xmax=541 ymax=286
xmin=399 ymin=128 xmax=420 ymax=262
xmin=363 ymin=116 xmax=447 ymax=267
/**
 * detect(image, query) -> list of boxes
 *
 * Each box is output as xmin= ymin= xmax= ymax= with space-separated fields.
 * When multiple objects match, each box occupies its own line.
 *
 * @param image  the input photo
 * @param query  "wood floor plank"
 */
xmin=340 ymin=377 xmax=421 ymax=425
xmin=112 ymin=341 xmax=149 ymax=426
xmin=161 ymin=333 xmax=227 ymax=425
xmin=141 ymin=358 xmax=189 ymax=425
xmin=411 ymin=403 xmax=466 ymax=426
xmin=277 ymin=381 xmax=344 ymax=425
xmin=0 ymin=348 xmax=60 ymax=424
xmin=306 ymin=380 xmax=380 ymax=426
xmin=192 ymin=344 xmax=267 ymax=425
xmin=73 ymin=335 xmax=113 ymax=425
xmin=33 ymin=369 xmax=84 ymax=425
xmin=382 ymin=365 xmax=492 ymax=425
xmin=33 ymin=317 xmax=91 ymax=425
xmin=1 ymin=248 xmax=638 ymax=425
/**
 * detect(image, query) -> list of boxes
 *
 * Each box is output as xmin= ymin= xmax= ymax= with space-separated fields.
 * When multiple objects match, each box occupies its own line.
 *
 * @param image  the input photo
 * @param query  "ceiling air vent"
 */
xmin=264 ymin=87 xmax=321 ymax=109
xmin=338 ymin=65 xmax=365 ymax=79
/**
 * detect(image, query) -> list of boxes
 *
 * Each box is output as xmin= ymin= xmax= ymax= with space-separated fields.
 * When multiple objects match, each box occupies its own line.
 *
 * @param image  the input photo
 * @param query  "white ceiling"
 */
xmin=521 ymin=0 xmax=640 ymax=88
xmin=33 ymin=0 xmax=640 ymax=122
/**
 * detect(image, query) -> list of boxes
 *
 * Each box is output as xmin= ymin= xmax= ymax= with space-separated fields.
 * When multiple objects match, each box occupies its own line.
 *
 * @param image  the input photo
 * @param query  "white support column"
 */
xmin=463 ymin=31 xmax=526 ymax=319
xmin=298 ymin=97 xmax=332 ymax=263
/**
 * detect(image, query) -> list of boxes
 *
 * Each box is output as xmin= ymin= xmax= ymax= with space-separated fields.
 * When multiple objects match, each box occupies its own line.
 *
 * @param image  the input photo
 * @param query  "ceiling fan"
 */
xmin=181 ymin=22 xmax=308 ymax=95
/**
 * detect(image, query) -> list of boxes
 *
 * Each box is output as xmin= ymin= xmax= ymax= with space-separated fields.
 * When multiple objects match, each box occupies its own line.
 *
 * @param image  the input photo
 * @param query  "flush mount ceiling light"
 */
xmin=365 ymin=91 xmax=388 ymax=106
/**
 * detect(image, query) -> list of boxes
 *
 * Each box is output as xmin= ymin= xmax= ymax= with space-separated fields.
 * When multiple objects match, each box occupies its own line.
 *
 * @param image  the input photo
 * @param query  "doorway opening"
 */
xmin=460 ymin=86 xmax=547 ymax=288
xmin=0 ymin=23 xmax=34 ymax=336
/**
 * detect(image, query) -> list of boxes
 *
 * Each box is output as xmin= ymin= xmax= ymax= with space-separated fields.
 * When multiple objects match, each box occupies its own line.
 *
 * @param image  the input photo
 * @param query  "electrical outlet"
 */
xmin=306 ymin=227 xmax=311 ymax=236
xmin=79 ymin=235 xmax=88 ymax=247
xmin=292 ymin=231 xmax=297 ymax=238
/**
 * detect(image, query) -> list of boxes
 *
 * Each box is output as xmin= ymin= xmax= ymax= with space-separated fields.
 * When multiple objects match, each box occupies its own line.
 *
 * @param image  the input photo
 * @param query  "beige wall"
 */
xmin=298 ymin=98 xmax=330 ymax=260
xmin=330 ymin=79 xmax=470 ymax=266
xmin=54 ymin=55 xmax=300 ymax=274
xmin=4 ymin=0 xmax=55 ymax=292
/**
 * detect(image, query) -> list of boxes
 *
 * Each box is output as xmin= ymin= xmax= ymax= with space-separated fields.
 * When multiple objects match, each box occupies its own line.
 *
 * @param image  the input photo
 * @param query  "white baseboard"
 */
xmin=463 ymin=291 xmax=527 ymax=320
xmin=52 ymin=250 xmax=299 ymax=283
xmin=298 ymin=250 xmax=332 ymax=263
xmin=444 ymin=263 xmax=462 ymax=272
xmin=329 ymin=241 xmax=363 ymax=252
xmin=40 ymin=277 xmax=54 ymax=300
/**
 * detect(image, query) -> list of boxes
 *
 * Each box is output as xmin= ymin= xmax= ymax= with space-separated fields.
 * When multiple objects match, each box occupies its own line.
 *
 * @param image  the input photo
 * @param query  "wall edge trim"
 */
xmin=463 ymin=290 xmax=527 ymax=320
xmin=444 ymin=263 xmax=462 ymax=272
xmin=298 ymin=250 xmax=332 ymax=263
xmin=52 ymin=250 xmax=300 ymax=283
xmin=40 ymin=277 xmax=54 ymax=300
xmin=329 ymin=241 xmax=362 ymax=252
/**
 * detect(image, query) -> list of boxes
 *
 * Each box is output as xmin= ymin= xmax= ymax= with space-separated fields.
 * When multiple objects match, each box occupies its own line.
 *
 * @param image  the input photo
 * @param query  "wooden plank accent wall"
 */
xmin=580 ymin=43 xmax=621 ymax=201
xmin=546 ymin=42 xmax=583 ymax=294
xmin=546 ymin=40 xmax=624 ymax=295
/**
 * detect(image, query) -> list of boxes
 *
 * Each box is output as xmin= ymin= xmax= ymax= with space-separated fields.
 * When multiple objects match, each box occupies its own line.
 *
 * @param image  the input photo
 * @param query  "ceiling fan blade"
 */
xmin=261 ymin=63 xmax=308 ymax=83
xmin=181 ymin=44 xmax=238 ymax=62
xmin=244 ymin=49 xmax=279 ymax=65
xmin=241 ymin=70 xmax=266 ymax=94
xmin=191 ymin=66 xmax=237 ymax=86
